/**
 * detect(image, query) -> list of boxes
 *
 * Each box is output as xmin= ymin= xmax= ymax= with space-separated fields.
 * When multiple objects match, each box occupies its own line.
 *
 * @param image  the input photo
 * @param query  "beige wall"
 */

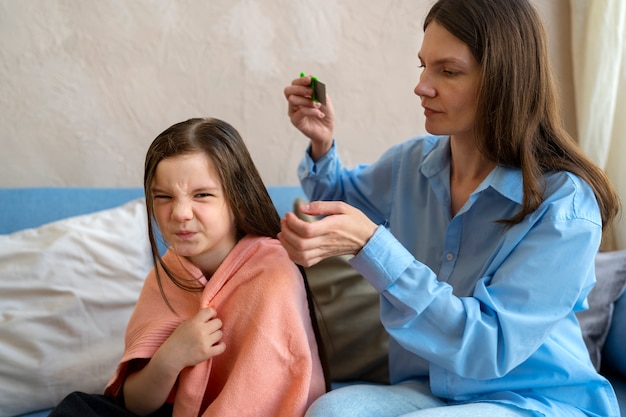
xmin=0 ymin=0 xmax=574 ymax=188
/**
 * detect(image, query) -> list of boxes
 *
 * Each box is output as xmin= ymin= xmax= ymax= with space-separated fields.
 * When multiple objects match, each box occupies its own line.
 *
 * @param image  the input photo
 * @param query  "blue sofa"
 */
xmin=1 ymin=187 xmax=624 ymax=417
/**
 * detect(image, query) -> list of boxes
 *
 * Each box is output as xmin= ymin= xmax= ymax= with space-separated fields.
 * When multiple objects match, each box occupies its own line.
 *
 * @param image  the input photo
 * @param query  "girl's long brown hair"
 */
xmin=425 ymin=0 xmax=620 ymax=229
xmin=143 ymin=117 xmax=330 ymax=390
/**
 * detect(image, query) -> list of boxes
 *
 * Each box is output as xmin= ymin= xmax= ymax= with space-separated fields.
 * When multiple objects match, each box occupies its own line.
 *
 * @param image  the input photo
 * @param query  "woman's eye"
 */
xmin=154 ymin=195 xmax=171 ymax=200
xmin=195 ymin=193 xmax=212 ymax=198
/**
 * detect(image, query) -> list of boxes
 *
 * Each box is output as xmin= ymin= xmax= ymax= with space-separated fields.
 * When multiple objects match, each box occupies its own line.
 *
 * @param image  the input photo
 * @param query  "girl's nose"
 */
xmin=172 ymin=200 xmax=193 ymax=222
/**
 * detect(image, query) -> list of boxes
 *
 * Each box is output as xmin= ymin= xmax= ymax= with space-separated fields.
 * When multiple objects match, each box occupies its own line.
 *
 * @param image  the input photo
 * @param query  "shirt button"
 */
xmin=446 ymin=253 xmax=454 ymax=261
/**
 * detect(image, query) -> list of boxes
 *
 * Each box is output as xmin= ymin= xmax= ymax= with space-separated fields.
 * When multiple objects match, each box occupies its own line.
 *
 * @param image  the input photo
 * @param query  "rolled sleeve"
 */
xmin=350 ymin=226 xmax=414 ymax=293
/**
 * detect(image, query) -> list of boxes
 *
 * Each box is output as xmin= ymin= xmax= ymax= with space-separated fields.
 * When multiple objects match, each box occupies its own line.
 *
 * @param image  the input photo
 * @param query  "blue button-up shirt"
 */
xmin=298 ymin=135 xmax=619 ymax=416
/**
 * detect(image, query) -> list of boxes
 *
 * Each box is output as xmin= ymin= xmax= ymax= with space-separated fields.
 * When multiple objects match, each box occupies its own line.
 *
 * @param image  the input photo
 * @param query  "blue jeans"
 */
xmin=305 ymin=381 xmax=543 ymax=417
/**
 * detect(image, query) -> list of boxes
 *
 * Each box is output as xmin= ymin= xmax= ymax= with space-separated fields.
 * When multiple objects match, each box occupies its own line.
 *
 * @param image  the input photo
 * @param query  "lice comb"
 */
xmin=300 ymin=72 xmax=327 ymax=106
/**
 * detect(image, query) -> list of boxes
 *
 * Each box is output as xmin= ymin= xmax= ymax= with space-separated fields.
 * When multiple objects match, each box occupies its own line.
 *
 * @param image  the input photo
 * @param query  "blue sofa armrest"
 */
xmin=0 ymin=187 xmax=145 ymax=234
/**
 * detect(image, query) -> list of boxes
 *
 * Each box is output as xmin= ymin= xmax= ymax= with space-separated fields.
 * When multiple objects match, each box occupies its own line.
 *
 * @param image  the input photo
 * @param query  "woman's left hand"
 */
xmin=278 ymin=201 xmax=378 ymax=267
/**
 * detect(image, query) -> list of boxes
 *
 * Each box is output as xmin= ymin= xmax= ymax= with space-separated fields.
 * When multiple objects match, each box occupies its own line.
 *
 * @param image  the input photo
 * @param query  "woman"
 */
xmin=279 ymin=0 xmax=621 ymax=416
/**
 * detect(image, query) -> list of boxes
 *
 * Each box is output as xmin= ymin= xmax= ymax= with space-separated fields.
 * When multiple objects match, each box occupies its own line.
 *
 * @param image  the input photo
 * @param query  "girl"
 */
xmin=280 ymin=0 xmax=621 ymax=416
xmin=52 ymin=117 xmax=327 ymax=417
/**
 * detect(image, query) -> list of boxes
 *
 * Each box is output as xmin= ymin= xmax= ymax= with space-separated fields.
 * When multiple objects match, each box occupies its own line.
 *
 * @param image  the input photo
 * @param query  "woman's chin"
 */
xmin=424 ymin=124 xmax=447 ymax=136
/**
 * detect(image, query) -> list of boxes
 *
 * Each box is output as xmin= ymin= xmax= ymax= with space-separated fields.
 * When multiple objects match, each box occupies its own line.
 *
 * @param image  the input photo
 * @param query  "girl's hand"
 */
xmin=122 ymin=308 xmax=225 ymax=416
xmin=284 ymin=75 xmax=335 ymax=160
xmin=157 ymin=307 xmax=226 ymax=372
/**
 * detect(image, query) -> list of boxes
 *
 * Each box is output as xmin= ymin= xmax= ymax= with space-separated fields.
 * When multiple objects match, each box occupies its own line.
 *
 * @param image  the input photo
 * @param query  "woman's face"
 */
xmin=414 ymin=21 xmax=481 ymax=143
xmin=151 ymin=152 xmax=237 ymax=276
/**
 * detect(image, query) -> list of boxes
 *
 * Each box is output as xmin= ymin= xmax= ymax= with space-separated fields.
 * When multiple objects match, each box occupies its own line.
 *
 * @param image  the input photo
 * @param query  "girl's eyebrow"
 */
xmin=192 ymin=185 xmax=220 ymax=194
xmin=150 ymin=185 xmax=220 ymax=194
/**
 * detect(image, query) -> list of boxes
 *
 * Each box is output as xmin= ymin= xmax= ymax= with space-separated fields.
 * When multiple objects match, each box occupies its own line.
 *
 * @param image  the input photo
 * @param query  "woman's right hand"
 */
xmin=284 ymin=75 xmax=335 ymax=160
xmin=278 ymin=201 xmax=378 ymax=267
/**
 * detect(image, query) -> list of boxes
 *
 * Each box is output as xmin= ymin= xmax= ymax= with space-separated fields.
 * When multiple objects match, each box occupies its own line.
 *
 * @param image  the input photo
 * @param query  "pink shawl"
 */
xmin=105 ymin=235 xmax=325 ymax=416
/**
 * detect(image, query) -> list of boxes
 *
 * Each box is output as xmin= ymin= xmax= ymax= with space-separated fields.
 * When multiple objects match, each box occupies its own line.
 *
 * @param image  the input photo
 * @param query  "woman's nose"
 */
xmin=414 ymin=72 xmax=435 ymax=98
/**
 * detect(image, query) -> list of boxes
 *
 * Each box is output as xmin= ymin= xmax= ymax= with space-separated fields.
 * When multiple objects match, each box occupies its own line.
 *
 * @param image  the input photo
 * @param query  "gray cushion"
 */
xmin=294 ymin=199 xmax=389 ymax=383
xmin=603 ymin=270 xmax=626 ymax=376
xmin=576 ymin=250 xmax=626 ymax=370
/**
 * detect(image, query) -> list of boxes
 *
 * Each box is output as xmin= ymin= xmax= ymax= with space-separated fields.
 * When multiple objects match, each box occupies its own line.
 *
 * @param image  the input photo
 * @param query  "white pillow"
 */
xmin=0 ymin=198 xmax=152 ymax=417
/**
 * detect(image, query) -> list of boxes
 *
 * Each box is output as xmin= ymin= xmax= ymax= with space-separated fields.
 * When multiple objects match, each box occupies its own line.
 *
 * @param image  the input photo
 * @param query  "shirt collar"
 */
xmin=486 ymin=165 xmax=524 ymax=205
xmin=419 ymin=136 xmax=524 ymax=205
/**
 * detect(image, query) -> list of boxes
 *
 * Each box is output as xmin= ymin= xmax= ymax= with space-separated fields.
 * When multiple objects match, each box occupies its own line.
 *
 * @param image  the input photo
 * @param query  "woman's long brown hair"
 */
xmin=425 ymin=0 xmax=620 ymax=229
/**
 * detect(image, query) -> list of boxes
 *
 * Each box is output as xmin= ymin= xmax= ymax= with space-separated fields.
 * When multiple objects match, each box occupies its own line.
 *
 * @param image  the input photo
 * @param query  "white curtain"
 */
xmin=570 ymin=0 xmax=626 ymax=250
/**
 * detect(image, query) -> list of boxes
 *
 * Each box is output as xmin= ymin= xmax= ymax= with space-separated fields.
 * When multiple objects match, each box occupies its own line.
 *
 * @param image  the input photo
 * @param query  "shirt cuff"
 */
xmin=297 ymin=140 xmax=336 ymax=180
xmin=350 ymin=225 xmax=414 ymax=293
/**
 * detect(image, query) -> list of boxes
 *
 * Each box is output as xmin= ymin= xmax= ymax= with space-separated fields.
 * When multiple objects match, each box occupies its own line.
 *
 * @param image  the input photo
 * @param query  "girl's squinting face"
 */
xmin=414 ymin=21 xmax=481 ymax=142
xmin=152 ymin=152 xmax=237 ymax=276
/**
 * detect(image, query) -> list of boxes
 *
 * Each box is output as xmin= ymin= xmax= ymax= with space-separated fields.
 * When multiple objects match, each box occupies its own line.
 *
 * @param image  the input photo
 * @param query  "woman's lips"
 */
xmin=423 ymin=106 xmax=441 ymax=117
